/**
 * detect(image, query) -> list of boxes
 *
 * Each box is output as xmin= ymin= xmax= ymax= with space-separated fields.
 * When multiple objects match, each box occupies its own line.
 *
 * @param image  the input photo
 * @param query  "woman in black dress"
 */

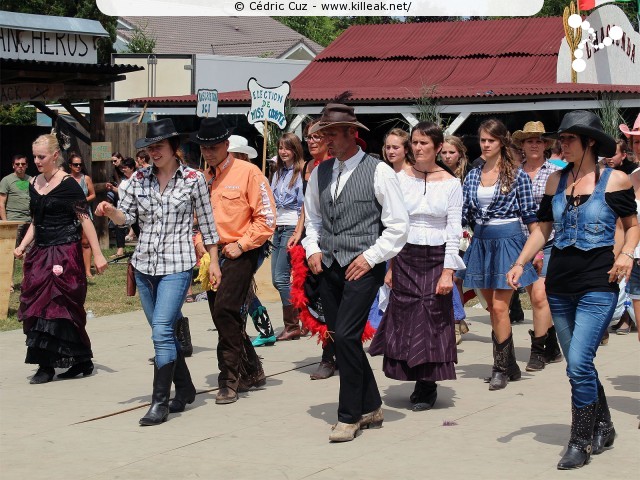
xmin=14 ymin=134 xmax=108 ymax=384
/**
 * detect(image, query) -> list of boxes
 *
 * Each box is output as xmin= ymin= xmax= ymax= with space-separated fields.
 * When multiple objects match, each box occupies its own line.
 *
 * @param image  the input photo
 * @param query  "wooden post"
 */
xmin=261 ymin=118 xmax=269 ymax=175
xmin=0 ymin=222 xmax=22 ymax=319
xmin=89 ymin=99 xmax=110 ymax=249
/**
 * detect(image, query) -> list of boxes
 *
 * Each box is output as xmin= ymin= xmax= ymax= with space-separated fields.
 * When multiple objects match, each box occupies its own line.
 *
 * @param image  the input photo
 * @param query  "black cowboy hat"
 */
xmin=135 ymin=119 xmax=180 ymax=149
xmin=189 ymin=118 xmax=231 ymax=146
xmin=308 ymin=103 xmax=369 ymax=134
xmin=552 ymin=110 xmax=617 ymax=157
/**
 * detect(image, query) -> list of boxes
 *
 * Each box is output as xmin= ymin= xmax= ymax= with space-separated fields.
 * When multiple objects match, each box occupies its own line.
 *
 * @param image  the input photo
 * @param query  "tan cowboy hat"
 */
xmin=619 ymin=113 xmax=640 ymax=138
xmin=511 ymin=121 xmax=554 ymax=148
xmin=308 ymin=103 xmax=369 ymax=134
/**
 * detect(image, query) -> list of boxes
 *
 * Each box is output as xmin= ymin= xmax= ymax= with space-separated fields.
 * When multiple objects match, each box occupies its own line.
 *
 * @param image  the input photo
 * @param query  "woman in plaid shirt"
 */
xmin=96 ymin=119 xmax=221 ymax=426
xmin=457 ymin=119 xmax=538 ymax=391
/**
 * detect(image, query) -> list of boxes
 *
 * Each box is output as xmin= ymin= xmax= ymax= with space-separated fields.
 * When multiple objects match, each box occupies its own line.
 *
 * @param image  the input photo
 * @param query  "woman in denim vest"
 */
xmin=507 ymin=111 xmax=639 ymax=470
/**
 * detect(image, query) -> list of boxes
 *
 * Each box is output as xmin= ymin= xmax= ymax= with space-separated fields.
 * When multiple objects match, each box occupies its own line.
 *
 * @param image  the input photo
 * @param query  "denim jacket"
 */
xmin=552 ymin=167 xmax=616 ymax=250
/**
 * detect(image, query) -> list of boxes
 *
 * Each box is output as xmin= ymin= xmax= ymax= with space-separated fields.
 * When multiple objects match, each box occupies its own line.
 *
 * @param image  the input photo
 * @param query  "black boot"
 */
xmin=557 ymin=402 xmax=597 ymax=470
xmin=168 ymin=353 xmax=196 ymax=413
xmin=30 ymin=366 xmax=54 ymax=384
xmin=488 ymin=332 xmax=521 ymax=390
xmin=543 ymin=325 xmax=563 ymax=364
xmin=525 ymin=330 xmax=547 ymax=372
xmin=139 ymin=361 xmax=175 ymax=426
xmin=176 ymin=317 xmax=193 ymax=357
xmin=592 ymin=384 xmax=615 ymax=454
xmin=509 ymin=292 xmax=525 ymax=324
xmin=411 ymin=381 xmax=437 ymax=411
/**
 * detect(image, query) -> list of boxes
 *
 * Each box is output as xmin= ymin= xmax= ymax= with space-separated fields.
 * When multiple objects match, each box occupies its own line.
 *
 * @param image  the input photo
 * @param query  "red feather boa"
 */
xmin=289 ymin=244 xmax=377 ymax=347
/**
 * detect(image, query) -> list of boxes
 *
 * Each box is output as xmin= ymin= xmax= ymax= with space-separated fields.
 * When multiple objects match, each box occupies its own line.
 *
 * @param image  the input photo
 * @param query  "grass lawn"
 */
xmin=0 ymin=248 xmax=204 ymax=332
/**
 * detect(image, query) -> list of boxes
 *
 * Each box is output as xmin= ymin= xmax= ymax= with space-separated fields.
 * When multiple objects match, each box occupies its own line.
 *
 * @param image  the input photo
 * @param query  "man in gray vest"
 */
xmin=302 ymin=104 xmax=408 ymax=442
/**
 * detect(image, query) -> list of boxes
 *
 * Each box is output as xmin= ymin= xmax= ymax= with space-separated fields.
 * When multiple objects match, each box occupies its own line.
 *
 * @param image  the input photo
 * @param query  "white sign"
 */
xmin=247 ymin=78 xmax=290 ymax=130
xmin=196 ymin=89 xmax=218 ymax=118
xmin=0 ymin=28 xmax=99 ymax=64
xmin=557 ymin=5 xmax=640 ymax=85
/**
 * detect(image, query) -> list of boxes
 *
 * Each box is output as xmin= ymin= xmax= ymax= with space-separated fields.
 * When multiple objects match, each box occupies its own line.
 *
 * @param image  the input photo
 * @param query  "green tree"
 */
xmin=0 ymin=104 xmax=36 ymax=126
xmin=125 ymin=24 xmax=156 ymax=54
xmin=0 ymin=0 xmax=117 ymax=63
xmin=535 ymin=0 xmax=638 ymax=28
xmin=276 ymin=17 xmax=340 ymax=46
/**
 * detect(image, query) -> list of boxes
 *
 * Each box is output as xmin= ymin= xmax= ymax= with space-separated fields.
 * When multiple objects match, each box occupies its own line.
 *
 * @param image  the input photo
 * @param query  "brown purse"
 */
xmin=126 ymin=262 xmax=136 ymax=296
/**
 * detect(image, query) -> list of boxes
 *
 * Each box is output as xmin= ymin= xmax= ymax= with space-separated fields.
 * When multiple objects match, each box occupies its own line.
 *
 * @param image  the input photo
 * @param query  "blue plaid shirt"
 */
xmin=520 ymin=160 xmax=561 ymax=239
xmin=461 ymin=164 xmax=538 ymax=227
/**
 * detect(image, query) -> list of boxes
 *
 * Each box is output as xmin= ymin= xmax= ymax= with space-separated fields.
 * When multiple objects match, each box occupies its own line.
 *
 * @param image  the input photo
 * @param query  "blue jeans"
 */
xmin=547 ymin=291 xmax=617 ymax=408
xmin=271 ymin=225 xmax=295 ymax=306
xmin=135 ymin=269 xmax=192 ymax=368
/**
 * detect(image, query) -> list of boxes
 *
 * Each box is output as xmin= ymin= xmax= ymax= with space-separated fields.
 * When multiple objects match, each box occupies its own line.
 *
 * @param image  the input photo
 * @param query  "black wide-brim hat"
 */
xmin=189 ymin=118 xmax=231 ymax=146
xmin=552 ymin=110 xmax=617 ymax=157
xmin=135 ymin=119 xmax=181 ymax=149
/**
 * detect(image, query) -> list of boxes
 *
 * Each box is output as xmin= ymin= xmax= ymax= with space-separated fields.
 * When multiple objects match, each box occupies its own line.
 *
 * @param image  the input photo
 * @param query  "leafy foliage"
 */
xmin=124 ymin=24 xmax=156 ymax=54
xmin=0 ymin=104 xmax=36 ymax=126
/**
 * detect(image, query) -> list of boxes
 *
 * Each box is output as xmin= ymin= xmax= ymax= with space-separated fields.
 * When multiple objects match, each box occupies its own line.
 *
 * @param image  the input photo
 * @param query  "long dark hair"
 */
xmin=478 ymin=119 xmax=517 ymax=194
xmin=276 ymin=133 xmax=304 ymax=189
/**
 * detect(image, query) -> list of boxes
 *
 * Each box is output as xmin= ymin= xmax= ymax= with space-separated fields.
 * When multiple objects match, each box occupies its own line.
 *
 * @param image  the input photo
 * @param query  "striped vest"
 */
xmin=317 ymin=154 xmax=383 ymax=267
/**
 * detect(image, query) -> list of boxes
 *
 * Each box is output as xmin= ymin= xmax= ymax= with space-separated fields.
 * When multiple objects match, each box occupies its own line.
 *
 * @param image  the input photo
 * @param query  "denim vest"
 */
xmin=552 ymin=167 xmax=616 ymax=251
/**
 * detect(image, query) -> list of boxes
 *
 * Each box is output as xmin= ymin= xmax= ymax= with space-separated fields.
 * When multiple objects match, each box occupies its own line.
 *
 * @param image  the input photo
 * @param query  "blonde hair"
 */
xmin=32 ymin=134 xmax=63 ymax=166
xmin=443 ymin=135 xmax=468 ymax=179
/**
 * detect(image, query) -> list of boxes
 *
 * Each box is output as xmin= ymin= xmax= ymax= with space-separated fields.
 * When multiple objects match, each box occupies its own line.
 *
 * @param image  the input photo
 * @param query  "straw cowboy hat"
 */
xmin=189 ymin=118 xmax=231 ymax=146
xmin=511 ymin=121 xmax=554 ymax=148
xmin=555 ymin=110 xmax=617 ymax=157
xmin=308 ymin=103 xmax=369 ymax=134
xmin=135 ymin=119 xmax=180 ymax=149
xmin=619 ymin=113 xmax=640 ymax=138
xmin=227 ymin=135 xmax=258 ymax=159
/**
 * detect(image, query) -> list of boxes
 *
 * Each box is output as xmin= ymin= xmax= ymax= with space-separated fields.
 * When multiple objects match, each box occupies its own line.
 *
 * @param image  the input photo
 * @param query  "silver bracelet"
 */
xmin=620 ymin=251 xmax=635 ymax=261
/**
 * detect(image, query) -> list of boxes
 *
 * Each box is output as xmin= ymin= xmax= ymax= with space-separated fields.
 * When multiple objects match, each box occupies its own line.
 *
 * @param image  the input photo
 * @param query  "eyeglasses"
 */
xmin=71 ymin=163 xmax=82 ymax=167
xmin=305 ymin=135 xmax=324 ymax=142
xmin=14 ymin=163 xmax=27 ymax=166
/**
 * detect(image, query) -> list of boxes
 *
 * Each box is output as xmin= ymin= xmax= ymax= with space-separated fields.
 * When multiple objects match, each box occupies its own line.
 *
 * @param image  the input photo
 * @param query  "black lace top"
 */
xmin=29 ymin=176 xmax=90 ymax=246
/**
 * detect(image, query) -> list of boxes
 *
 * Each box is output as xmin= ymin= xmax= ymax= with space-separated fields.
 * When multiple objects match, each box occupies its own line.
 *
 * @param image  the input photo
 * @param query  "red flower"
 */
xmin=185 ymin=170 xmax=198 ymax=180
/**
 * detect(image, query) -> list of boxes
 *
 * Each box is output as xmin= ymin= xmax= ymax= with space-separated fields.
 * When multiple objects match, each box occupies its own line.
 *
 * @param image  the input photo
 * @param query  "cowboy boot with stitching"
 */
xmin=525 ymin=330 xmax=547 ymax=372
xmin=543 ymin=325 xmax=563 ymax=364
xmin=176 ymin=316 xmax=193 ymax=357
xmin=277 ymin=305 xmax=301 ymax=341
xmin=168 ymin=353 xmax=196 ymax=413
xmin=139 ymin=361 xmax=176 ymax=426
xmin=557 ymin=402 xmax=597 ymax=470
xmin=488 ymin=332 xmax=521 ymax=390
xmin=592 ymin=384 xmax=616 ymax=454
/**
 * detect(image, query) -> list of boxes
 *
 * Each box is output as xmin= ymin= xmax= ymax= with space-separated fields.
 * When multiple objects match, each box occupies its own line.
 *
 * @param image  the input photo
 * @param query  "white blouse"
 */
xmin=397 ymin=171 xmax=465 ymax=270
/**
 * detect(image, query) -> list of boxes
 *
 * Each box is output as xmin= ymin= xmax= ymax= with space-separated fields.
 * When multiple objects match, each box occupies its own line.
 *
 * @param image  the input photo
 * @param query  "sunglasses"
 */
xmin=14 ymin=163 xmax=27 ymax=166
xmin=71 ymin=163 xmax=82 ymax=167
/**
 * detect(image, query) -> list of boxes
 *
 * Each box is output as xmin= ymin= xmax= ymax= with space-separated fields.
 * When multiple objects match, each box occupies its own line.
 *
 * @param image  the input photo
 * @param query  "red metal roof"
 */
xmin=314 ymin=17 xmax=563 ymax=60
xmin=130 ymin=17 xmax=640 ymax=106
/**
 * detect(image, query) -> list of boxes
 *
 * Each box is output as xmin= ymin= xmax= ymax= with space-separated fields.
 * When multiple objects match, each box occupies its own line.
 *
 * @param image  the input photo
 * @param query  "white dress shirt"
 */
xmin=397 ymin=171 xmax=465 ymax=270
xmin=302 ymin=148 xmax=408 ymax=267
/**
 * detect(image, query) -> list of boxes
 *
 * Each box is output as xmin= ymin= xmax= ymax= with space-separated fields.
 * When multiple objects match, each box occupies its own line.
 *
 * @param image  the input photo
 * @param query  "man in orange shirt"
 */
xmin=191 ymin=118 xmax=276 ymax=404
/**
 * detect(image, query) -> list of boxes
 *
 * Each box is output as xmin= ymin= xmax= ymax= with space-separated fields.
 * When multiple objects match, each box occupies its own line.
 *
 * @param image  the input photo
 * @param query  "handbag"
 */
xmin=126 ymin=262 xmax=136 ymax=296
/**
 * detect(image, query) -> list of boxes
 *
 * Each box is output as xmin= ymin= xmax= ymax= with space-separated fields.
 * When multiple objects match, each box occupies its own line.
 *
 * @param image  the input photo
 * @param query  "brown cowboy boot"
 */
xmin=276 ymin=305 xmax=301 ymax=341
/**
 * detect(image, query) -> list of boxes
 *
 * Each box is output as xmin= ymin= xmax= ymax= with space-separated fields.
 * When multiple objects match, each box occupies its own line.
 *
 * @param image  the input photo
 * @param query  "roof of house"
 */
xmin=0 ymin=10 xmax=109 ymax=36
xmin=118 ymin=16 xmax=323 ymax=58
xmin=128 ymin=16 xmax=640 ymax=106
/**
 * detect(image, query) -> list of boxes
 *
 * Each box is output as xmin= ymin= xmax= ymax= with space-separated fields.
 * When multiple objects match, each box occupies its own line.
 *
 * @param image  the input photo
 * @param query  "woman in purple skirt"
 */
xmin=14 ymin=134 xmax=108 ymax=384
xmin=370 ymin=122 xmax=464 ymax=411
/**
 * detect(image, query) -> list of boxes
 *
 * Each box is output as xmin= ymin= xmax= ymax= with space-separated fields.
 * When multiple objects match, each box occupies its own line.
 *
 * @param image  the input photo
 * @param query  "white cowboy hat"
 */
xmin=227 ymin=135 xmax=258 ymax=159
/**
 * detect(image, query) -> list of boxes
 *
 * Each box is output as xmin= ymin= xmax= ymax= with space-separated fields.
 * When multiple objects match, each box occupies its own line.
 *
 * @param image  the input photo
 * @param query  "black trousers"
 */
xmin=206 ymin=248 xmax=261 ymax=392
xmin=319 ymin=260 xmax=385 ymax=424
